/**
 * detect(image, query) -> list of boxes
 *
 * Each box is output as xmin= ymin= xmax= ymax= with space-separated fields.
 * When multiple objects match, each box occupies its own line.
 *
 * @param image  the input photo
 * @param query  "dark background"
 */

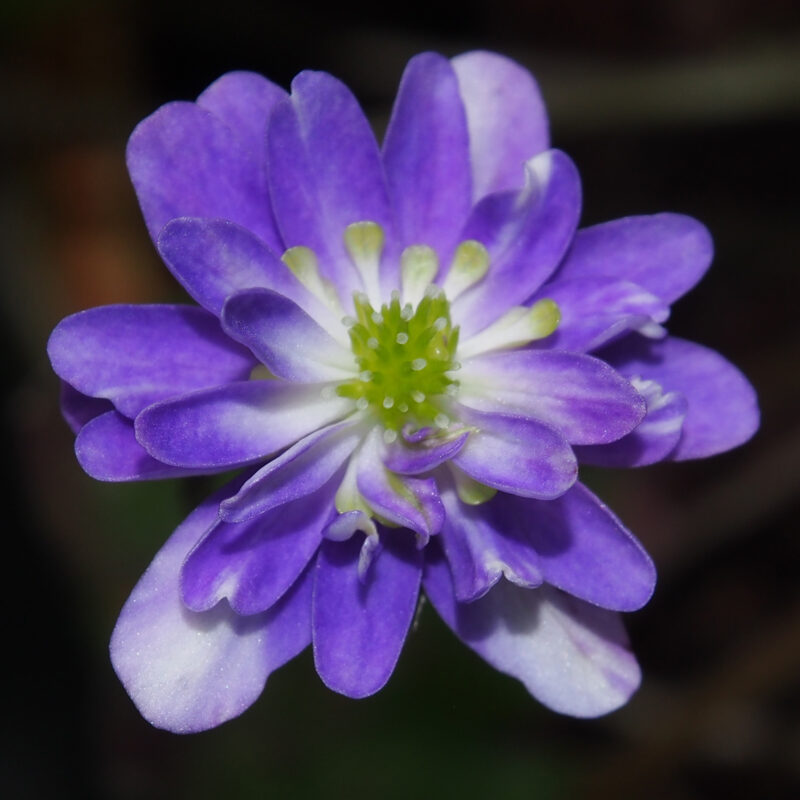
xmin=2 ymin=1 xmax=799 ymax=798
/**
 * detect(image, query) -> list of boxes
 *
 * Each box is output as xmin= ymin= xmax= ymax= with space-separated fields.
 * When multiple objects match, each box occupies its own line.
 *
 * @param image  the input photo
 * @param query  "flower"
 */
xmin=47 ymin=51 xmax=759 ymax=733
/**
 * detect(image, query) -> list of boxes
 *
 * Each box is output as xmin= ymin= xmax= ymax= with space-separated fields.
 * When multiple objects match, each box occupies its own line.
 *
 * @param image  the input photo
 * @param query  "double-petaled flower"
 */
xmin=48 ymin=52 xmax=758 ymax=732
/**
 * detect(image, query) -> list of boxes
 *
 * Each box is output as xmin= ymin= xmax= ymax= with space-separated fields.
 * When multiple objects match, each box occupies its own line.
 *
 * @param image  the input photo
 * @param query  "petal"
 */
xmin=48 ymin=304 xmax=256 ymax=418
xmin=576 ymin=377 xmax=688 ymax=467
xmin=182 ymin=481 xmax=336 ymax=615
xmin=383 ymin=429 xmax=469 ymax=475
xmin=221 ymin=289 xmax=355 ymax=382
xmin=451 ymin=407 xmax=578 ymax=499
xmin=382 ymin=52 xmax=472 ymax=260
xmin=555 ymin=213 xmax=713 ymax=304
xmin=355 ymin=427 xmax=445 ymax=541
xmin=452 ymin=51 xmax=549 ymax=200
xmin=75 ymin=411 xmax=205 ymax=481
xmin=59 ymin=381 xmax=112 ymax=434
xmin=127 ymin=102 xmax=280 ymax=250
xmin=110 ymin=480 xmax=313 ymax=733
xmin=531 ymin=277 xmax=670 ymax=353
xmin=458 ymin=350 xmax=646 ymax=445
xmin=220 ymin=421 xmax=363 ymax=523
xmin=424 ymin=552 xmax=641 ymax=717
xmin=267 ymin=71 xmax=395 ymax=297
xmin=452 ymin=150 xmax=582 ymax=338
xmin=313 ymin=531 xmax=422 ymax=698
xmin=135 ymin=381 xmax=353 ymax=469
xmin=601 ymin=335 xmax=759 ymax=460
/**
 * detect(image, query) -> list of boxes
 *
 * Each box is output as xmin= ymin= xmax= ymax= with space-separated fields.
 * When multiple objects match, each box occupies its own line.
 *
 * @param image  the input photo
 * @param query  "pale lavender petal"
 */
xmin=48 ymin=304 xmax=256 ymax=418
xmin=182 ymin=481 xmax=336 ymax=615
xmin=451 ymin=407 xmax=577 ymax=499
xmin=452 ymin=51 xmax=549 ymax=200
xmin=60 ymin=381 xmax=112 ymax=434
xmin=383 ymin=429 xmax=469 ymax=474
xmin=531 ymin=278 xmax=669 ymax=353
xmin=110 ymin=480 xmax=312 ymax=733
xmin=157 ymin=219 xmax=334 ymax=324
xmin=355 ymin=427 xmax=445 ymax=540
xmin=135 ymin=381 xmax=353 ymax=469
xmin=424 ymin=553 xmax=641 ymax=717
xmin=452 ymin=150 xmax=582 ymax=338
xmin=221 ymin=289 xmax=355 ymax=382
xmin=601 ymin=335 xmax=759 ymax=460
xmin=313 ymin=531 xmax=422 ymax=698
xmin=75 ymin=411 xmax=206 ymax=481
xmin=220 ymin=421 xmax=363 ymax=523
xmin=459 ymin=350 xmax=645 ymax=445
xmin=127 ymin=102 xmax=279 ymax=250
xmin=382 ymin=52 xmax=472 ymax=260
xmin=438 ymin=484 xmax=544 ymax=603
xmin=576 ymin=378 xmax=688 ymax=467
xmin=267 ymin=71 xmax=395 ymax=296
xmin=555 ymin=213 xmax=713 ymax=304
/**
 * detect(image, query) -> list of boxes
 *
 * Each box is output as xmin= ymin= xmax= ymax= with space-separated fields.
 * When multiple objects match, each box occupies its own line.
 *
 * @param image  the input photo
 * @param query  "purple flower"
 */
xmin=47 ymin=52 xmax=758 ymax=733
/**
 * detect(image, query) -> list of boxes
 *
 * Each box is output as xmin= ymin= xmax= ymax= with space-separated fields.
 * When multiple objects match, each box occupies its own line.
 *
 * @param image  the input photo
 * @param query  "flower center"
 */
xmin=337 ymin=288 xmax=459 ymax=436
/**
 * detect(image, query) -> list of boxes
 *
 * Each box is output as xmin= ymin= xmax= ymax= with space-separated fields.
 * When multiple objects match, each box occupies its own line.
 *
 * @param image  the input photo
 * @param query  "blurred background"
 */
xmin=2 ymin=1 xmax=799 ymax=798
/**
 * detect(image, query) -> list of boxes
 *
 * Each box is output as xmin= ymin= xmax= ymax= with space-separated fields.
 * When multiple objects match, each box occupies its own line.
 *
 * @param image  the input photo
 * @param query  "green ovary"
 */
xmin=337 ymin=289 xmax=459 ymax=433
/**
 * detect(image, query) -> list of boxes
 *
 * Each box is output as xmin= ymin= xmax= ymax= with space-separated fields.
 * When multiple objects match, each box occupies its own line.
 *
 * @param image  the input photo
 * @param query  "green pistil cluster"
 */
xmin=338 ymin=288 xmax=459 ymax=434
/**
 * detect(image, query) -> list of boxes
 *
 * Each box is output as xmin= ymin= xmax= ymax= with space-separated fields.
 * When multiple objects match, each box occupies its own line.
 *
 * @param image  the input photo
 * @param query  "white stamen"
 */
xmin=383 ymin=396 xmax=394 ymax=409
xmin=383 ymin=428 xmax=398 ymax=444
xmin=359 ymin=370 xmax=373 ymax=382
xmin=442 ymin=239 xmax=490 ymax=299
xmin=356 ymin=397 xmax=369 ymax=411
xmin=433 ymin=316 xmax=447 ymax=331
xmin=367 ymin=337 xmax=379 ymax=350
xmin=341 ymin=315 xmax=356 ymax=328
xmin=411 ymin=390 xmax=425 ymax=403
xmin=400 ymin=303 xmax=414 ymax=321
xmin=434 ymin=413 xmax=450 ymax=429
xmin=371 ymin=312 xmax=384 ymax=324
xmin=396 ymin=332 xmax=409 ymax=344
xmin=411 ymin=358 xmax=427 ymax=371
xmin=398 ymin=402 xmax=409 ymax=413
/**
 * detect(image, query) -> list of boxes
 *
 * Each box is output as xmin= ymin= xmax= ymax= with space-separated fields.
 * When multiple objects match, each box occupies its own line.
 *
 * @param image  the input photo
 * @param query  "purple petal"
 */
xmin=127 ymin=101 xmax=280 ymax=251
xmin=135 ymin=381 xmax=353 ymax=469
xmin=601 ymin=335 xmax=759 ymax=460
xmin=313 ymin=531 xmax=422 ymax=698
xmin=451 ymin=407 xmax=578 ymax=499
xmin=48 ymin=304 xmax=256 ymax=418
xmin=355 ymin=427 xmax=445 ymax=541
xmin=75 ymin=411 xmax=206 ymax=481
xmin=182 ymin=481 xmax=336 ymax=615
xmin=438 ymin=484 xmax=544 ymax=603
xmin=383 ymin=429 xmax=469 ymax=474
xmin=157 ymin=218 xmax=335 ymax=324
xmin=424 ymin=552 xmax=641 ymax=717
xmin=221 ymin=289 xmax=355 ymax=382
xmin=382 ymin=52 xmax=472 ymax=260
xmin=576 ymin=377 xmax=688 ymax=467
xmin=110 ymin=479 xmax=313 ymax=733
xmin=452 ymin=51 xmax=549 ymax=200
xmin=458 ymin=350 xmax=645 ymax=445
xmin=59 ymin=381 xmax=112 ymax=434
xmin=452 ymin=150 xmax=582 ymax=338
xmin=555 ymin=213 xmax=713 ymax=304
xmin=531 ymin=278 xmax=669 ymax=353
xmin=267 ymin=71 xmax=395 ymax=296
xmin=220 ymin=421 xmax=363 ymax=523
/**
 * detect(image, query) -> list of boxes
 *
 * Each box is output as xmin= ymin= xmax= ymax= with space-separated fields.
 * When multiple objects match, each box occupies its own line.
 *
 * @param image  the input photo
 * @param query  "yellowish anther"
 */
xmin=344 ymin=221 xmax=385 ymax=305
xmin=400 ymin=245 xmax=439 ymax=307
xmin=442 ymin=240 xmax=490 ymax=300
xmin=451 ymin=465 xmax=498 ymax=505
xmin=457 ymin=298 xmax=561 ymax=359
xmin=282 ymin=246 xmax=344 ymax=315
xmin=249 ymin=364 xmax=273 ymax=381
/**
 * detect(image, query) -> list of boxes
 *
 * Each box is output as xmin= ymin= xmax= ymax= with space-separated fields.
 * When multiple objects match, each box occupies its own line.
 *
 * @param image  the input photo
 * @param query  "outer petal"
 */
xmin=383 ymin=429 xmax=469 ymax=475
xmin=59 ymin=381 xmax=112 ymax=434
xmin=48 ymin=304 xmax=256 ymax=418
xmin=182 ymin=481 xmax=336 ymax=615
xmin=267 ymin=71 xmax=395 ymax=297
xmin=453 ymin=151 xmax=581 ymax=338
xmin=555 ymin=214 xmax=713 ymax=305
xmin=452 ymin=51 xmax=549 ymax=200
xmin=127 ymin=102 xmax=279 ymax=250
xmin=601 ymin=335 xmax=759 ymax=460
xmin=221 ymin=289 xmax=356 ymax=382
xmin=111 ymin=480 xmax=313 ymax=733
xmin=75 ymin=411 xmax=206 ymax=481
xmin=531 ymin=278 xmax=669 ymax=353
xmin=313 ymin=531 xmax=422 ymax=698
xmin=458 ymin=350 xmax=646 ymax=445
xmin=424 ymin=551 xmax=641 ymax=717
xmin=382 ymin=52 xmax=472 ymax=260
xmin=451 ymin=407 xmax=578 ymax=499
xmin=135 ymin=381 xmax=353 ymax=469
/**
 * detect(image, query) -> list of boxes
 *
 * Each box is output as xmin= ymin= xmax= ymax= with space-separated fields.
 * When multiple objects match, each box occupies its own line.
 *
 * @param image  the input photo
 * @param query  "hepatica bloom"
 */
xmin=48 ymin=52 xmax=758 ymax=733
